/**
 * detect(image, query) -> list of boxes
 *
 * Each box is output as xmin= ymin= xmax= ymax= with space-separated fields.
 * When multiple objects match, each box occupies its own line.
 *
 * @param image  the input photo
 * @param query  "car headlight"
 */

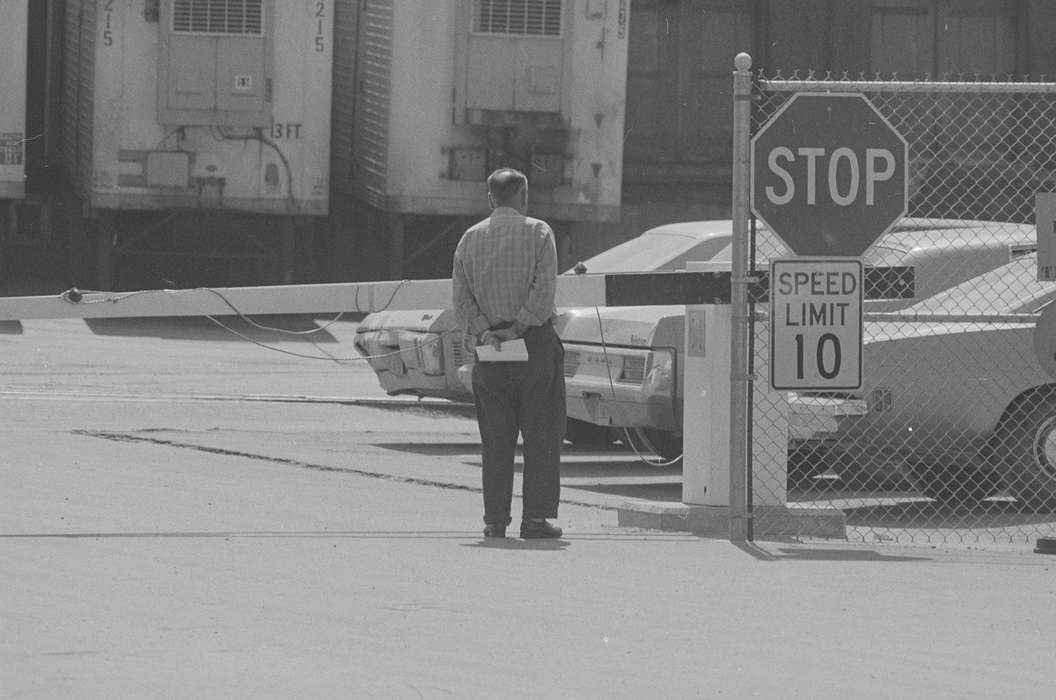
xmin=357 ymin=330 xmax=406 ymax=375
xmin=356 ymin=331 xmax=388 ymax=358
xmin=644 ymin=349 xmax=675 ymax=396
xmin=353 ymin=332 xmax=372 ymax=357
xmin=398 ymin=331 xmax=444 ymax=376
xmin=414 ymin=334 xmax=445 ymax=376
xmin=618 ymin=355 xmax=646 ymax=383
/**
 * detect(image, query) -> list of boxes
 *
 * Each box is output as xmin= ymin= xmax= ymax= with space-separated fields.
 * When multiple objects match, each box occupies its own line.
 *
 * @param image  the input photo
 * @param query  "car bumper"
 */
xmin=561 ymin=342 xmax=678 ymax=431
xmin=787 ymin=395 xmax=869 ymax=441
xmin=372 ymin=367 xmax=457 ymax=399
xmin=567 ymin=389 xmax=677 ymax=430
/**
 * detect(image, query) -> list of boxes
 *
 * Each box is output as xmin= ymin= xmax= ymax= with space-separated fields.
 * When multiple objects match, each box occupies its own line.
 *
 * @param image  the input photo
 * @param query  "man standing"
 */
xmin=452 ymin=168 xmax=565 ymax=539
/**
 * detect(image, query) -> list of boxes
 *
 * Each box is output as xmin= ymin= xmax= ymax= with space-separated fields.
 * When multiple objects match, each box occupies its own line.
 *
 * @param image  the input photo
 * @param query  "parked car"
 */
xmin=560 ymin=219 xmax=1038 ymax=461
xmin=352 ymin=220 xmax=738 ymax=442
xmin=795 ymin=253 xmax=1056 ymax=509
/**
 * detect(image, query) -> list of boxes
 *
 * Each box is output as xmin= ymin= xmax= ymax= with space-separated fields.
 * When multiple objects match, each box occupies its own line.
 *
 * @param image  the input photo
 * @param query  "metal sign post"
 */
xmin=728 ymin=52 xmax=754 ymax=542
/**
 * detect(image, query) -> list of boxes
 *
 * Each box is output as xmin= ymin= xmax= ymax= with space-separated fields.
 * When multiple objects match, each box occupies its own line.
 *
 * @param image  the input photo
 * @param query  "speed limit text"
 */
xmin=776 ymin=270 xmax=858 ymax=327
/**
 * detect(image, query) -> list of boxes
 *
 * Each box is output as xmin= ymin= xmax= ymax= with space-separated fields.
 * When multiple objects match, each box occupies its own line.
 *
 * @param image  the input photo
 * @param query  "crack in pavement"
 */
xmin=73 ymin=430 xmax=618 ymax=512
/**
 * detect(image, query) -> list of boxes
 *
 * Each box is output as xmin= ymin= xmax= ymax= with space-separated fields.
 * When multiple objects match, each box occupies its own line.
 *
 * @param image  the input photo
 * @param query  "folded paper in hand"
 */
xmin=475 ymin=338 xmax=529 ymax=361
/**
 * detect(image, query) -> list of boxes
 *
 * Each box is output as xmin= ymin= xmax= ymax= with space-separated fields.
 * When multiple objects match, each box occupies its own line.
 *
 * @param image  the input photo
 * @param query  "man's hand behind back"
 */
xmin=479 ymin=329 xmax=505 ymax=349
xmin=480 ymin=326 xmax=522 ymax=349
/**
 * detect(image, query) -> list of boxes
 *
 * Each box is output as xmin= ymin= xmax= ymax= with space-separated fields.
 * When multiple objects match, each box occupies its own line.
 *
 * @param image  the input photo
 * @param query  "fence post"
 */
xmin=728 ymin=53 xmax=753 ymax=542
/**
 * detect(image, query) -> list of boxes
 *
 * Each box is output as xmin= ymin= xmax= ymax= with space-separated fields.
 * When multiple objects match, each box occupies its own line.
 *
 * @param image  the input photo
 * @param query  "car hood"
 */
xmin=862 ymin=318 xmax=1033 ymax=344
xmin=570 ymin=221 xmax=735 ymax=274
xmin=356 ymin=308 xmax=457 ymax=334
xmin=559 ymin=305 xmax=686 ymax=347
xmin=901 ymin=253 xmax=1056 ymax=315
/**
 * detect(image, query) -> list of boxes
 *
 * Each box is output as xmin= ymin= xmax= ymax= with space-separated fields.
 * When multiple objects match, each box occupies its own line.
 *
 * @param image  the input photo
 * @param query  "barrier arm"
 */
xmin=0 ymin=267 xmax=818 ymax=322
xmin=0 ymin=275 xmax=609 ymax=322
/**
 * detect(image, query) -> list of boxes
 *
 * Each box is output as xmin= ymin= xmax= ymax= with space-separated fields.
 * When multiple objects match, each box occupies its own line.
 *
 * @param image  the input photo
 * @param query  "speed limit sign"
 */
xmin=770 ymin=258 xmax=863 ymax=390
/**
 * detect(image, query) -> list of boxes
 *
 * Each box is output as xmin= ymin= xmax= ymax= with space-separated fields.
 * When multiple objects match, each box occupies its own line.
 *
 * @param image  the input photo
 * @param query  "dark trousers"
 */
xmin=471 ymin=321 xmax=565 ymax=525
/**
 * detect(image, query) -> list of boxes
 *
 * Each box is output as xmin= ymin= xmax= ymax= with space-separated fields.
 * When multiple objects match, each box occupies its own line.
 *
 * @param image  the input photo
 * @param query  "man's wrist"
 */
xmin=511 ymin=321 xmax=528 ymax=337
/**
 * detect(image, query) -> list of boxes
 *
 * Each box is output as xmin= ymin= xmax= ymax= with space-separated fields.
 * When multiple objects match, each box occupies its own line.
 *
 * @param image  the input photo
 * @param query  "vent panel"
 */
xmin=473 ymin=0 xmax=562 ymax=37
xmin=172 ymin=0 xmax=263 ymax=35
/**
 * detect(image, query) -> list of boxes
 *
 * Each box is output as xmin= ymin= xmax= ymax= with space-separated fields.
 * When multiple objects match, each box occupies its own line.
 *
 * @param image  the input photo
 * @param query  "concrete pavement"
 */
xmin=2 ymin=318 xmax=1054 ymax=698
xmin=4 ymin=398 xmax=1055 ymax=699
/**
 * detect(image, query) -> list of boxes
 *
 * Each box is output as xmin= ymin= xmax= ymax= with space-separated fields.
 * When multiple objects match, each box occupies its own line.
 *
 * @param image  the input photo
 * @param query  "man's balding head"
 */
xmin=487 ymin=168 xmax=528 ymax=211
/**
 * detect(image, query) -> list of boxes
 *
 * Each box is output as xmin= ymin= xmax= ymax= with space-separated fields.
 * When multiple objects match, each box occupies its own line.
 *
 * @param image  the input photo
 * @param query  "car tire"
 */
xmin=628 ymin=428 xmax=683 ymax=465
xmin=996 ymin=392 xmax=1056 ymax=512
xmin=908 ymin=463 xmax=998 ymax=507
xmin=565 ymin=418 xmax=617 ymax=447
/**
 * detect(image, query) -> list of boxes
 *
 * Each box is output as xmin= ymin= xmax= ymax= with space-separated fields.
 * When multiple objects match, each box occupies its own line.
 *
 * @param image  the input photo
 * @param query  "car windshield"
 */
xmin=566 ymin=222 xmax=733 ymax=274
xmin=905 ymin=253 xmax=1056 ymax=314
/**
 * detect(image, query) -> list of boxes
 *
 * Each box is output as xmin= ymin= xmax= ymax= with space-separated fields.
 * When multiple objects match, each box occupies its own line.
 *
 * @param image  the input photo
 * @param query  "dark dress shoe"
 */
xmin=483 ymin=523 xmax=506 ymax=538
xmin=520 ymin=519 xmax=562 ymax=539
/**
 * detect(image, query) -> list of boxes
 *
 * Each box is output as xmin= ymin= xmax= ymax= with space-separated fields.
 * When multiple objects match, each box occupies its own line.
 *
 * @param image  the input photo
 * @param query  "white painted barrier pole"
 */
xmin=0 ymin=275 xmax=610 ymax=322
xmin=682 ymin=262 xmax=732 ymax=507
xmin=681 ymin=265 xmax=791 ymax=510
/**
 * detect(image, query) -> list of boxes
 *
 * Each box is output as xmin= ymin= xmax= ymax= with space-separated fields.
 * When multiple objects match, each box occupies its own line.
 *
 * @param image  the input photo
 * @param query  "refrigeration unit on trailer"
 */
xmin=332 ymin=0 xmax=629 ymax=276
xmin=0 ymin=0 xmax=29 ymax=204
xmin=61 ymin=0 xmax=333 ymax=288
xmin=1 ymin=0 xmax=68 ymax=278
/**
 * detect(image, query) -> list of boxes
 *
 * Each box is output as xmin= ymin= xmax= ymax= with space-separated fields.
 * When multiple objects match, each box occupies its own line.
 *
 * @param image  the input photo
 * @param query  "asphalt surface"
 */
xmin=2 ymin=317 xmax=1054 ymax=699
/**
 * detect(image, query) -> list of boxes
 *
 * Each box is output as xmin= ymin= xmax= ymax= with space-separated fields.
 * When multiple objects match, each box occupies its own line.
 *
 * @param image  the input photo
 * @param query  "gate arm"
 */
xmin=604 ymin=267 xmax=915 ymax=306
xmin=0 ymin=268 xmax=913 ymax=322
xmin=0 ymin=274 xmax=610 ymax=322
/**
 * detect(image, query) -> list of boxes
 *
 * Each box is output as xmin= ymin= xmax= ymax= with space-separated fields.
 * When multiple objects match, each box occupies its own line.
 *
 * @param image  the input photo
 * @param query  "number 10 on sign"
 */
xmin=769 ymin=258 xmax=863 ymax=391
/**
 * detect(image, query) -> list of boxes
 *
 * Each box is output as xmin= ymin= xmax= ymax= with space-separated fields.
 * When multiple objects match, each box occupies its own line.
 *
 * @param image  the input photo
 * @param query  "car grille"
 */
xmin=451 ymin=336 xmax=467 ymax=367
xmin=619 ymin=356 xmax=646 ymax=384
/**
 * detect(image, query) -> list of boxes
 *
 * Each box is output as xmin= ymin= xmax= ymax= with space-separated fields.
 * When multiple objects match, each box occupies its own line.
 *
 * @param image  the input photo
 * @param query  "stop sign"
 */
xmin=750 ymin=93 xmax=908 ymax=257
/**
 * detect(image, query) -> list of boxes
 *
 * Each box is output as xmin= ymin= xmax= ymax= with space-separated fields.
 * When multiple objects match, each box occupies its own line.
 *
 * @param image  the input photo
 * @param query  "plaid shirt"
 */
xmin=452 ymin=207 xmax=558 ymax=337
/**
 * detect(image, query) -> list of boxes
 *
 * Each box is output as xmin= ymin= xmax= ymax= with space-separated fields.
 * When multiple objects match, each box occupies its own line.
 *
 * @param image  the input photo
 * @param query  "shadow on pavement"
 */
xmin=734 ymin=542 xmax=930 ymax=562
xmin=84 ymin=315 xmax=341 ymax=342
xmin=373 ymin=442 xmax=483 ymax=456
xmin=572 ymin=482 xmax=682 ymax=502
xmin=372 ymin=443 xmax=676 ymax=479
xmin=366 ymin=402 xmax=477 ymax=419
xmin=772 ymin=547 xmax=931 ymax=562
xmin=840 ymin=499 xmax=1056 ymax=528
xmin=463 ymin=538 xmax=570 ymax=550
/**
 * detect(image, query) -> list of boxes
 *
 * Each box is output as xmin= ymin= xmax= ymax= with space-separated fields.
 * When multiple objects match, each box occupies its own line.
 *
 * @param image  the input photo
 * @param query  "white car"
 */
xmin=352 ymin=220 xmax=739 ymax=444
xmin=798 ymin=253 xmax=1056 ymax=509
xmin=353 ymin=306 xmax=469 ymax=401
xmin=560 ymin=219 xmax=1038 ymax=461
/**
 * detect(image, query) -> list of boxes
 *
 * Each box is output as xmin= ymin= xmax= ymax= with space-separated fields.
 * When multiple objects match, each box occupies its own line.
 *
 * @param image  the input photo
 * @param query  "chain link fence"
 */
xmin=744 ymin=74 xmax=1056 ymax=544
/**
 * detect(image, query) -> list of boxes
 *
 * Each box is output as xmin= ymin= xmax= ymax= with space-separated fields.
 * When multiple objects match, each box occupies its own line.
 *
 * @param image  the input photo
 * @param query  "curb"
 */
xmin=616 ymin=501 xmax=847 ymax=540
